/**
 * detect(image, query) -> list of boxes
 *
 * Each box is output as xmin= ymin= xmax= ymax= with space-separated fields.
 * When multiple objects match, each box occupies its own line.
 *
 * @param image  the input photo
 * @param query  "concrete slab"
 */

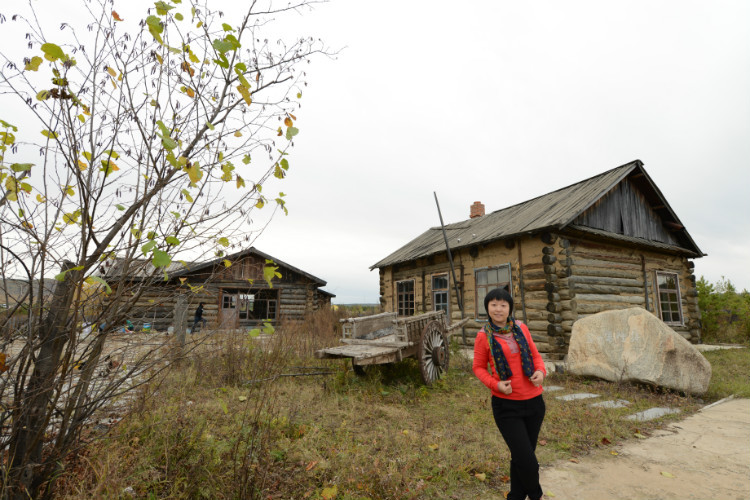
xmin=544 ymin=385 xmax=564 ymax=392
xmin=590 ymin=399 xmax=631 ymax=409
xmin=625 ymin=407 xmax=681 ymax=421
xmin=539 ymin=398 xmax=750 ymax=500
xmin=556 ymin=392 xmax=599 ymax=401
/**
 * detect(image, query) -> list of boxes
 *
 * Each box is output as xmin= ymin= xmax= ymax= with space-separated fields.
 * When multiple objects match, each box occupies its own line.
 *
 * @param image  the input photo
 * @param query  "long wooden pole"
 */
xmin=433 ymin=193 xmax=464 ymax=320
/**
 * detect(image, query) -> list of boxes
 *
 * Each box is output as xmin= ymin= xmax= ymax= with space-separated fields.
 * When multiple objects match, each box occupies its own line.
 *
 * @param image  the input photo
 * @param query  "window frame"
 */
xmin=474 ymin=263 xmax=512 ymax=320
xmin=396 ymin=279 xmax=415 ymax=317
xmin=655 ymin=271 xmax=684 ymax=325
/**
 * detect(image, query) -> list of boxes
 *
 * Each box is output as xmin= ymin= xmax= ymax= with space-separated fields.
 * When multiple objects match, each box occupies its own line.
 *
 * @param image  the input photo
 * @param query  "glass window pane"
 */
xmin=477 ymin=287 xmax=487 ymax=315
xmin=487 ymin=268 xmax=499 ymax=285
xmin=497 ymin=265 xmax=510 ymax=283
xmin=477 ymin=270 xmax=487 ymax=286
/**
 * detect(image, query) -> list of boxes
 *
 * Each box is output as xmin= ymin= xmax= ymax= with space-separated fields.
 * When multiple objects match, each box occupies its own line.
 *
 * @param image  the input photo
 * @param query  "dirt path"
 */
xmin=538 ymin=397 xmax=750 ymax=500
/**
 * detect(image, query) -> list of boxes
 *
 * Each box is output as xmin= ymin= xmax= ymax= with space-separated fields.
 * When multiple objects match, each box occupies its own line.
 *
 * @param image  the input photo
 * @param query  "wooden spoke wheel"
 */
xmin=418 ymin=320 xmax=450 ymax=385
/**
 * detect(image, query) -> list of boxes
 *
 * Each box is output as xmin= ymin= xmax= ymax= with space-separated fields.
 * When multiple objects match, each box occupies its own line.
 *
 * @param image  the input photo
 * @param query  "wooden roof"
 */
xmin=103 ymin=246 xmax=329 ymax=288
xmin=371 ymin=160 xmax=704 ymax=269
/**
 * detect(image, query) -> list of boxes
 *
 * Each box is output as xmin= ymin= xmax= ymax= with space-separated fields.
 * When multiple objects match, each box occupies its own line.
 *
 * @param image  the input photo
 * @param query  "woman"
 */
xmin=473 ymin=287 xmax=547 ymax=500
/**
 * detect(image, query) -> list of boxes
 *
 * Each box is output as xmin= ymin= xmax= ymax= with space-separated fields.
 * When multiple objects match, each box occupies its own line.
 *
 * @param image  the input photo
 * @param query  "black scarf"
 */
xmin=484 ymin=318 xmax=535 ymax=380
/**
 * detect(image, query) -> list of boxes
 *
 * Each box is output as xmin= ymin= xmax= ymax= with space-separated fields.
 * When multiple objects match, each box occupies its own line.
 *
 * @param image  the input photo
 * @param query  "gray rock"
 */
xmin=567 ymin=307 xmax=711 ymax=395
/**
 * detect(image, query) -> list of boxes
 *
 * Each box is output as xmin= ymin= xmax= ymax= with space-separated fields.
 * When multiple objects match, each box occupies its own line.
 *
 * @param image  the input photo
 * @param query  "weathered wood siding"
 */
xmin=377 ymin=231 xmax=702 ymax=359
xmin=108 ymin=253 xmax=330 ymax=331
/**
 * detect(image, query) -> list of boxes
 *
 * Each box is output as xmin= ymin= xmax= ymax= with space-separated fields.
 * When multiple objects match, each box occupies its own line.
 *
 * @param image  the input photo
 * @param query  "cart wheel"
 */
xmin=418 ymin=320 xmax=450 ymax=385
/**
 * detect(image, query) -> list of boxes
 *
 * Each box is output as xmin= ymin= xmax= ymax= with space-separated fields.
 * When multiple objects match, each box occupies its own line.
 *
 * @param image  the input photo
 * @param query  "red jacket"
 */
xmin=472 ymin=321 xmax=546 ymax=400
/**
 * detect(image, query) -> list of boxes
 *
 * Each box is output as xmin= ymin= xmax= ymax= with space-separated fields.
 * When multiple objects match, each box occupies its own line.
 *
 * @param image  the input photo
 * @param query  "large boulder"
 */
xmin=567 ymin=307 xmax=711 ymax=395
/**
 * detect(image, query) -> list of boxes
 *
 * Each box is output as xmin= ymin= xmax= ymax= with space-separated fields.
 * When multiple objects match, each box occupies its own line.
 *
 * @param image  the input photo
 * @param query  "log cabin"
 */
xmin=371 ymin=160 xmax=705 ymax=359
xmin=102 ymin=247 xmax=334 ymax=331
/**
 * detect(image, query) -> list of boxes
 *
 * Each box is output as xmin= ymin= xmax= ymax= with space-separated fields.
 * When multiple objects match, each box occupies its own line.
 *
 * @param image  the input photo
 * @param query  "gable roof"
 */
xmin=371 ymin=160 xmax=704 ymax=269
xmin=103 ymin=246 xmax=328 ymax=287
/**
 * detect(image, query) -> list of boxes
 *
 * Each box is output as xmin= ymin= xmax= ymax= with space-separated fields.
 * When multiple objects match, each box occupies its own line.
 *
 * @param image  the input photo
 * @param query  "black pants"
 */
xmin=491 ymin=394 xmax=546 ymax=500
xmin=191 ymin=317 xmax=206 ymax=332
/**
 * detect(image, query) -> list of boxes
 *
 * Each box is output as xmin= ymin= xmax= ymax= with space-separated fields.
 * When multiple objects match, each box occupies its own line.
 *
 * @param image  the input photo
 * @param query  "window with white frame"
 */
xmin=656 ymin=271 xmax=683 ymax=325
xmin=432 ymin=273 xmax=449 ymax=317
xmin=396 ymin=280 xmax=415 ymax=316
xmin=475 ymin=264 xmax=512 ymax=319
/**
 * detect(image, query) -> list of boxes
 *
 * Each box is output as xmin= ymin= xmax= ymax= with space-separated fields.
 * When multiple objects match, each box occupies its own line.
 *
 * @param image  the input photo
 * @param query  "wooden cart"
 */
xmin=315 ymin=310 xmax=469 ymax=385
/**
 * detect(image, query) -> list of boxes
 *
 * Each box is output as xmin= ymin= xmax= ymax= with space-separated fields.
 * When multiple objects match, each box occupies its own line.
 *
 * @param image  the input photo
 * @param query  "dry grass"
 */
xmin=55 ymin=310 xmax=745 ymax=499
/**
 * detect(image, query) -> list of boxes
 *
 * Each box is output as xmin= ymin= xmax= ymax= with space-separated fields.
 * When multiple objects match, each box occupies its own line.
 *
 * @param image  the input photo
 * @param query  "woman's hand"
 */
xmin=530 ymin=370 xmax=544 ymax=387
xmin=497 ymin=380 xmax=512 ymax=395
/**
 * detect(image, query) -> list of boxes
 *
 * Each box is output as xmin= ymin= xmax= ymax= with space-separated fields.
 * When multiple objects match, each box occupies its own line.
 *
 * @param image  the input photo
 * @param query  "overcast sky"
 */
xmin=253 ymin=0 xmax=750 ymax=302
xmin=5 ymin=1 xmax=750 ymax=302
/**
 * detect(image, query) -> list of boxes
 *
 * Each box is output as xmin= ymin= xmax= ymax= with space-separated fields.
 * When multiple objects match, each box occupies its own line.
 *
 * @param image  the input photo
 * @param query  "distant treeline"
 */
xmin=697 ymin=277 xmax=750 ymax=345
xmin=332 ymin=303 xmax=381 ymax=316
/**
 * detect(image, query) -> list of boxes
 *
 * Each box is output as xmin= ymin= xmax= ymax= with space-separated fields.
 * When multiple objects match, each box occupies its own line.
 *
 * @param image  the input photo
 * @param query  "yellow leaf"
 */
xmin=660 ymin=471 xmax=674 ymax=478
xmin=77 ymin=159 xmax=88 ymax=171
xmin=321 ymin=485 xmax=337 ymax=500
xmin=284 ymin=117 xmax=293 ymax=127
xmin=610 ymin=450 xmax=619 ymax=456
xmin=107 ymin=67 xmax=116 ymax=77
xmin=234 ymin=130 xmax=242 ymax=137
xmin=111 ymin=78 xmax=117 ymax=89
xmin=474 ymin=472 xmax=486 ymax=482
xmin=36 ymin=194 xmax=46 ymax=203
xmin=186 ymin=87 xmax=195 ymax=98
xmin=21 ymin=221 xmax=33 ymax=229
xmin=223 ymin=259 xmax=232 ymax=267
xmin=156 ymin=53 xmax=163 ymax=65
xmin=237 ymin=84 xmax=252 ymax=106
xmin=25 ymin=56 xmax=43 ymax=71
xmin=401 ymin=430 xmax=409 ymax=436
xmin=428 ymin=444 xmax=439 ymax=451
xmin=238 ymin=395 xmax=247 ymax=402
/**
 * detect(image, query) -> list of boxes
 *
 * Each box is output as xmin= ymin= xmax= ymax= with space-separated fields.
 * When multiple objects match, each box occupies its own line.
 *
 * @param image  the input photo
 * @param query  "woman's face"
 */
xmin=487 ymin=299 xmax=511 ymax=325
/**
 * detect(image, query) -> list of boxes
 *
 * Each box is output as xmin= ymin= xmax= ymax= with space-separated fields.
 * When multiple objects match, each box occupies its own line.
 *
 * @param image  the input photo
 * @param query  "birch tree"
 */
xmin=0 ymin=0 xmax=328 ymax=497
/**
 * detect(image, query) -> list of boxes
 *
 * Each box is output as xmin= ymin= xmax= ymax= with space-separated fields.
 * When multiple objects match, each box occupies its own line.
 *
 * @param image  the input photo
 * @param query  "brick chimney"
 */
xmin=470 ymin=201 xmax=485 ymax=219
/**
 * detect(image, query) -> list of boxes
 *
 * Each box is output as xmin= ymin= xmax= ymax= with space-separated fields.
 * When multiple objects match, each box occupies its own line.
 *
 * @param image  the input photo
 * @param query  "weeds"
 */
xmin=55 ymin=309 xmax=749 ymax=499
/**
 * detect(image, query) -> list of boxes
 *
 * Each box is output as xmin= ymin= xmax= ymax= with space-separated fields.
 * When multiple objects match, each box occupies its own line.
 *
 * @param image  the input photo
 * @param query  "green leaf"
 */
xmin=248 ymin=328 xmax=261 ymax=338
xmin=263 ymin=262 xmax=281 ymax=287
xmin=41 ymin=43 xmax=66 ymax=62
xmin=141 ymin=241 xmax=157 ymax=255
xmin=175 ymin=12 xmax=184 ymax=21
xmin=116 ymin=204 xmax=125 ymax=211
xmin=280 ymin=158 xmax=289 ymax=170
xmin=161 ymin=136 xmax=178 ymax=150
xmin=10 ymin=163 xmax=33 ymax=172
xmin=221 ymin=23 xmax=234 ymax=32
xmin=217 ymin=237 xmax=229 ymax=247
xmin=154 ymin=1 xmax=174 ymax=15
xmin=131 ymin=227 xmax=142 ymax=239
xmin=0 ymin=120 xmax=18 ymax=131
xmin=36 ymin=90 xmax=51 ymax=101
xmin=242 ymin=154 xmax=251 ymax=165
xmin=166 ymin=236 xmax=180 ymax=245
xmin=85 ymin=276 xmax=112 ymax=294
xmin=212 ymin=39 xmax=234 ymax=54
xmin=41 ymin=130 xmax=58 ymax=139
xmin=152 ymin=249 xmax=172 ymax=268
xmin=181 ymin=189 xmax=193 ymax=202
xmin=285 ymin=126 xmax=299 ymax=140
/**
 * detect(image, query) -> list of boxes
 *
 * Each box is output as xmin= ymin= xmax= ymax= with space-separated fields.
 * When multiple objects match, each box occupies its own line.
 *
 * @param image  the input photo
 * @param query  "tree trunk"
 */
xmin=9 ymin=261 xmax=79 ymax=499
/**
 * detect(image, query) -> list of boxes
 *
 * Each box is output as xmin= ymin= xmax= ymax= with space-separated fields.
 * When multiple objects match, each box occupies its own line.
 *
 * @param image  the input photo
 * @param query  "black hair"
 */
xmin=484 ymin=287 xmax=514 ymax=317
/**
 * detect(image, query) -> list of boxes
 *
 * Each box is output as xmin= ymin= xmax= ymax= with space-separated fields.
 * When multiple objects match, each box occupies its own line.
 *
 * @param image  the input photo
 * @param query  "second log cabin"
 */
xmin=371 ymin=160 xmax=705 ymax=360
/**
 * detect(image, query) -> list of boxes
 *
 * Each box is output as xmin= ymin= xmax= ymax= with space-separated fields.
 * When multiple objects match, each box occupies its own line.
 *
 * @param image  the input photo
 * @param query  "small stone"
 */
xmin=625 ymin=407 xmax=681 ymax=421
